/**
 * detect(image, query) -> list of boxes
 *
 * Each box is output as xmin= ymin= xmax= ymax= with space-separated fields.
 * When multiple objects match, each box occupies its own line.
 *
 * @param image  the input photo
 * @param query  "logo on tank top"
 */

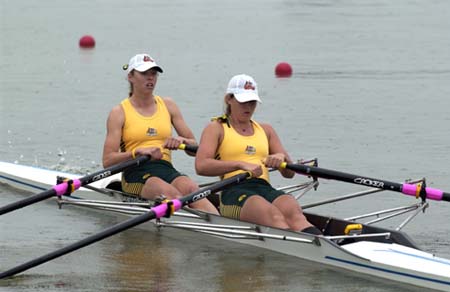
xmin=146 ymin=128 xmax=157 ymax=136
xmin=238 ymin=194 xmax=247 ymax=202
xmin=245 ymin=145 xmax=256 ymax=155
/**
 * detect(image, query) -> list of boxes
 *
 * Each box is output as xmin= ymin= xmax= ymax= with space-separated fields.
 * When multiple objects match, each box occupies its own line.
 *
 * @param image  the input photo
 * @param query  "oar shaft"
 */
xmin=0 ymin=156 xmax=150 ymax=215
xmin=179 ymin=172 xmax=249 ymax=205
xmin=0 ymin=210 xmax=157 ymax=279
xmin=0 ymin=189 xmax=57 ymax=217
xmin=281 ymin=163 xmax=450 ymax=202
xmin=0 ymin=172 xmax=250 ymax=279
xmin=77 ymin=155 xmax=150 ymax=185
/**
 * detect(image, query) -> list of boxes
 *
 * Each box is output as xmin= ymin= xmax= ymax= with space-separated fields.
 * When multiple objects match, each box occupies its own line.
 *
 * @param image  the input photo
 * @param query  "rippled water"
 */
xmin=1 ymin=0 xmax=449 ymax=291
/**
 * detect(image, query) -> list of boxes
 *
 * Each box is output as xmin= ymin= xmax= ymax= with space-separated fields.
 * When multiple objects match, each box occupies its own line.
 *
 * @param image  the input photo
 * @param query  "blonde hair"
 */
xmin=223 ymin=93 xmax=233 ymax=115
xmin=210 ymin=94 xmax=233 ymax=125
xmin=127 ymin=71 xmax=135 ymax=97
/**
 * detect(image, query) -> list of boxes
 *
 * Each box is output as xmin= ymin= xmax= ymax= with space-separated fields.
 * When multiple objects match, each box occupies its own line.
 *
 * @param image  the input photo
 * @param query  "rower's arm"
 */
xmin=164 ymin=97 xmax=197 ymax=156
xmin=102 ymin=106 xmax=131 ymax=168
xmin=261 ymin=123 xmax=295 ymax=178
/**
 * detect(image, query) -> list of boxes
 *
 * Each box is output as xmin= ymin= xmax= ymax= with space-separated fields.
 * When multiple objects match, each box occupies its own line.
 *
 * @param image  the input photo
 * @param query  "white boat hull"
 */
xmin=0 ymin=161 xmax=120 ymax=200
xmin=1 ymin=161 xmax=450 ymax=291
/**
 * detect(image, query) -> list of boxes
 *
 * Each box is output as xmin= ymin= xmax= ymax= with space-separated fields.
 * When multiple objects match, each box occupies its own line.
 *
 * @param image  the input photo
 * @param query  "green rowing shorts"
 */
xmin=121 ymin=160 xmax=185 ymax=196
xmin=220 ymin=178 xmax=285 ymax=219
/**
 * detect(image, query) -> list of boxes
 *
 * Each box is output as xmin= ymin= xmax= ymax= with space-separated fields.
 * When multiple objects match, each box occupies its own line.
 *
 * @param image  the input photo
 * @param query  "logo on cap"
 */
xmin=244 ymin=81 xmax=255 ymax=91
xmin=143 ymin=55 xmax=154 ymax=62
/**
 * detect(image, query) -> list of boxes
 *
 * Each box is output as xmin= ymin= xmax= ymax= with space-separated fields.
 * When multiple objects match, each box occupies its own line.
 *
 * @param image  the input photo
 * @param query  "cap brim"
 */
xmin=133 ymin=63 xmax=163 ymax=73
xmin=234 ymin=92 xmax=261 ymax=103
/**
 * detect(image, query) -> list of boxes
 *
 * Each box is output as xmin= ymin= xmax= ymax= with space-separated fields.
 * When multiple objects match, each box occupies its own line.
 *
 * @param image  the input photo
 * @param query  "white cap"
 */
xmin=125 ymin=53 xmax=163 ymax=74
xmin=226 ymin=74 xmax=261 ymax=103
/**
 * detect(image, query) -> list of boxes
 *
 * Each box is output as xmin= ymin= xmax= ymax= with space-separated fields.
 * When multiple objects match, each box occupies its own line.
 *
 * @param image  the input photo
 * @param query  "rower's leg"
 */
xmin=240 ymin=195 xmax=290 ymax=229
xmin=141 ymin=176 xmax=180 ymax=200
xmin=141 ymin=176 xmax=218 ymax=215
xmin=273 ymin=194 xmax=312 ymax=232
xmin=172 ymin=176 xmax=219 ymax=215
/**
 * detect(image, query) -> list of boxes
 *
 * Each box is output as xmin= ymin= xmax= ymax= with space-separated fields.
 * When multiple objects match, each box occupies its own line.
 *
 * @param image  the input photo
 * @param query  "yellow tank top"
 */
xmin=120 ymin=96 xmax=172 ymax=162
xmin=217 ymin=120 xmax=270 ymax=182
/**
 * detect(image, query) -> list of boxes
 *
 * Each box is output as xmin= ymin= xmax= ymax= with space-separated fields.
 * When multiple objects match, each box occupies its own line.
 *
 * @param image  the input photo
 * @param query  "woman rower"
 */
xmin=195 ymin=74 xmax=321 ymax=234
xmin=102 ymin=53 xmax=218 ymax=214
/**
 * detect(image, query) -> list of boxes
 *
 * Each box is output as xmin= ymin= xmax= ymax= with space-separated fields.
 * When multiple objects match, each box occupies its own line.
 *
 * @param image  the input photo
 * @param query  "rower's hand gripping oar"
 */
xmin=0 ymin=172 xmax=250 ymax=279
xmin=0 ymin=156 xmax=151 ymax=216
xmin=178 ymin=143 xmax=198 ymax=153
xmin=280 ymin=162 xmax=450 ymax=202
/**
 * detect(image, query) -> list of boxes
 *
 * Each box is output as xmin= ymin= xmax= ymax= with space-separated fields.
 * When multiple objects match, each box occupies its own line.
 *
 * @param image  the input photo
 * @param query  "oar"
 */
xmin=56 ymin=144 xmax=198 ymax=196
xmin=178 ymin=143 xmax=198 ymax=153
xmin=0 ymin=172 xmax=250 ymax=279
xmin=280 ymin=162 xmax=450 ymax=202
xmin=0 ymin=156 xmax=151 ymax=216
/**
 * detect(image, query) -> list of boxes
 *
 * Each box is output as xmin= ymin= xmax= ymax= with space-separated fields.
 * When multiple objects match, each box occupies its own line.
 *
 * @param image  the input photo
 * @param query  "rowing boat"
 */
xmin=0 ymin=160 xmax=449 ymax=291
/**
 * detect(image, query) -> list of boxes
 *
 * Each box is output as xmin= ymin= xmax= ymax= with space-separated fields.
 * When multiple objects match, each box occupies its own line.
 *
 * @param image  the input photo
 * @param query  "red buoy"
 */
xmin=275 ymin=62 xmax=293 ymax=78
xmin=79 ymin=35 xmax=96 ymax=48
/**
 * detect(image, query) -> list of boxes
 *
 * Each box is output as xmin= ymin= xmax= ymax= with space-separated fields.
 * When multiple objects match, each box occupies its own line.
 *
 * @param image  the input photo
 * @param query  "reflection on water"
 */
xmin=109 ymin=231 xmax=175 ymax=292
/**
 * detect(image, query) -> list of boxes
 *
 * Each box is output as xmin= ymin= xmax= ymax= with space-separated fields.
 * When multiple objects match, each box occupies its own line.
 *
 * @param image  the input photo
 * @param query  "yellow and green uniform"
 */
xmin=217 ymin=119 xmax=271 ymax=182
xmin=217 ymin=119 xmax=284 ymax=219
xmin=120 ymin=96 xmax=184 ymax=196
xmin=120 ymin=96 xmax=172 ymax=162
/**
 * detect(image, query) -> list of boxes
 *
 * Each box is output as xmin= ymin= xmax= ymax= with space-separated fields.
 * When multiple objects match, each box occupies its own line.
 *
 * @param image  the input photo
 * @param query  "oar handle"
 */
xmin=280 ymin=162 xmax=450 ymax=202
xmin=178 ymin=143 xmax=198 ymax=153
